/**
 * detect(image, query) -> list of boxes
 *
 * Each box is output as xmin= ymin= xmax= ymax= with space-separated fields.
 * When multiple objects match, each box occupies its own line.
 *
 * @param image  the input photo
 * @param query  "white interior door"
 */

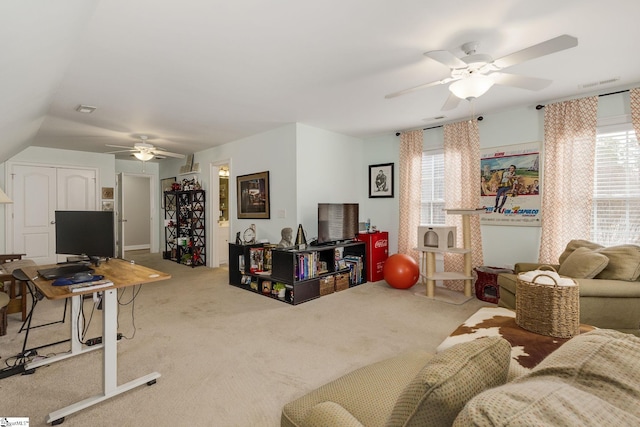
xmin=57 ymin=168 xmax=97 ymax=210
xmin=11 ymin=165 xmax=97 ymax=264
xmin=11 ymin=165 xmax=57 ymax=264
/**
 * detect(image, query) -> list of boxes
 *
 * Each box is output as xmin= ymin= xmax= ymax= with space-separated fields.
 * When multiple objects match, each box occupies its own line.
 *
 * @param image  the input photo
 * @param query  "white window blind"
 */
xmin=421 ymin=150 xmax=445 ymax=225
xmin=592 ymin=124 xmax=640 ymax=245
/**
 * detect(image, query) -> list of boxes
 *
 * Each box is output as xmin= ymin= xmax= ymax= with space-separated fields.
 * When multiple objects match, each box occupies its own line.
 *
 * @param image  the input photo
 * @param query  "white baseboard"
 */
xmin=124 ymin=244 xmax=151 ymax=251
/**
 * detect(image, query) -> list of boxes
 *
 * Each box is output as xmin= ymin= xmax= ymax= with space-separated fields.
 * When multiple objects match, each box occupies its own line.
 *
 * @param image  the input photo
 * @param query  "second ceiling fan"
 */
xmin=385 ymin=34 xmax=578 ymax=110
xmin=106 ymin=136 xmax=185 ymax=161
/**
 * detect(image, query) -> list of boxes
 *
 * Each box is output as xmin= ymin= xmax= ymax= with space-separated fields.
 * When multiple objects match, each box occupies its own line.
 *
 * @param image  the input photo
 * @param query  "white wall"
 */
xmin=1 ymin=146 xmax=116 ymax=254
xmin=296 ymin=124 xmax=365 ymax=241
xmin=358 ymin=91 xmax=633 ymax=268
xmin=359 ymin=133 xmax=400 ymax=254
xmin=2 ymin=91 xmax=633 ymax=264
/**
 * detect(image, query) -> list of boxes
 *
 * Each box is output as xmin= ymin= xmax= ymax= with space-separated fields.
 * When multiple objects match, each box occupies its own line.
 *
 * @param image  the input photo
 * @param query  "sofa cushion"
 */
xmin=386 ymin=336 xmax=511 ymax=427
xmin=453 ymin=329 xmax=640 ymax=426
xmin=302 ymin=402 xmax=365 ymax=427
xmin=281 ymin=350 xmax=433 ymax=427
xmin=558 ymin=239 xmax=604 ymax=265
xmin=594 ymin=244 xmax=640 ymax=281
xmin=558 ymin=247 xmax=609 ymax=279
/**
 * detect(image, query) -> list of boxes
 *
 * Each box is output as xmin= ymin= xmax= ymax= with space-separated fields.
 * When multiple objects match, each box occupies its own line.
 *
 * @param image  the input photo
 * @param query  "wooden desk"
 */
xmin=21 ymin=258 xmax=171 ymax=425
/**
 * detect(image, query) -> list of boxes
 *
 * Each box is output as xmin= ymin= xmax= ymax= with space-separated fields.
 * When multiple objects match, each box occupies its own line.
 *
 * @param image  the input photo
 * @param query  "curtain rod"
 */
xmin=395 ymin=116 xmax=483 ymax=136
xmin=535 ymin=89 xmax=630 ymax=110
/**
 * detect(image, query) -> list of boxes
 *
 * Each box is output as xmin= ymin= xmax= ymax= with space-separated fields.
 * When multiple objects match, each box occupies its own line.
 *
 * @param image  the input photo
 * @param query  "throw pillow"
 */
xmin=386 ymin=336 xmax=511 ymax=427
xmin=454 ymin=330 xmax=640 ymax=426
xmin=557 ymin=247 xmax=609 ymax=279
xmin=558 ymin=240 xmax=604 ymax=265
xmin=594 ymin=245 xmax=640 ymax=281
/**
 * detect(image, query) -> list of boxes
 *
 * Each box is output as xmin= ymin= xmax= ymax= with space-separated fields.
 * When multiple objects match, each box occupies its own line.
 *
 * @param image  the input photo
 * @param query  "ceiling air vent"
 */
xmin=579 ymin=77 xmax=620 ymax=90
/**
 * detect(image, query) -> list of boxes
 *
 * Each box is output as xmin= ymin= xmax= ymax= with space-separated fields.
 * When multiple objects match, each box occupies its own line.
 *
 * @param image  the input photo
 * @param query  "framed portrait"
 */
xmin=237 ymin=171 xmax=270 ymax=219
xmin=369 ymin=163 xmax=394 ymax=198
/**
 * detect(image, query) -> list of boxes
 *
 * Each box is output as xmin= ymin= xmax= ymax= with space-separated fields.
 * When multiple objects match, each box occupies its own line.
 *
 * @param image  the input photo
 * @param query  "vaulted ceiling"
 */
xmin=2 ymin=1 xmax=640 ymax=162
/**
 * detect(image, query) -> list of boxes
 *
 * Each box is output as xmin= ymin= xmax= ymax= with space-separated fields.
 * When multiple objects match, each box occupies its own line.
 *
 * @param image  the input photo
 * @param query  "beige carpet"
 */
xmin=414 ymin=285 xmax=475 ymax=305
xmin=0 ymin=252 xmax=487 ymax=426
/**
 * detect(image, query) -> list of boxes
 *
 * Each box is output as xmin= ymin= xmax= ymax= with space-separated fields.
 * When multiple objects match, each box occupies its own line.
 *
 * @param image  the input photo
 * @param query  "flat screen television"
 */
xmin=317 ymin=203 xmax=359 ymax=245
xmin=55 ymin=210 xmax=116 ymax=262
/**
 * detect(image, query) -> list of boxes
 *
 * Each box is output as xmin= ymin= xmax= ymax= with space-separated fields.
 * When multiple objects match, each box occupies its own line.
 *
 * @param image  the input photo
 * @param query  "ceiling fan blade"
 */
xmin=150 ymin=149 xmax=184 ymax=159
xmin=106 ymin=144 xmax=135 ymax=150
xmin=385 ymin=78 xmax=452 ymax=99
xmin=105 ymin=149 xmax=135 ymax=154
xmin=424 ymin=50 xmax=468 ymax=69
xmin=441 ymin=92 xmax=462 ymax=111
xmin=490 ymin=72 xmax=552 ymax=91
xmin=493 ymin=34 xmax=578 ymax=69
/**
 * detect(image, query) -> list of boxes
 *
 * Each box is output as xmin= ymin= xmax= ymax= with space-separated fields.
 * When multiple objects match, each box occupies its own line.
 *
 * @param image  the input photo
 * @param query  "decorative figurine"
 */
xmin=278 ymin=227 xmax=294 ymax=248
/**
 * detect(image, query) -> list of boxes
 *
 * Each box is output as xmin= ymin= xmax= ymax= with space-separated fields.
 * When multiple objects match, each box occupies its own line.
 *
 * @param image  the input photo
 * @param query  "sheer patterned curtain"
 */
xmin=443 ymin=120 xmax=483 ymax=292
xmin=398 ymin=129 xmax=423 ymax=261
xmin=539 ymin=96 xmax=598 ymax=263
xmin=631 ymin=87 xmax=640 ymax=137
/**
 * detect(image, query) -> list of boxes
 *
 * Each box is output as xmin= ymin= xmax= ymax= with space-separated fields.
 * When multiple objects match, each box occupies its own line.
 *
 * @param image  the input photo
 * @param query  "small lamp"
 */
xmin=0 ymin=187 xmax=13 ymax=204
xmin=449 ymin=75 xmax=494 ymax=100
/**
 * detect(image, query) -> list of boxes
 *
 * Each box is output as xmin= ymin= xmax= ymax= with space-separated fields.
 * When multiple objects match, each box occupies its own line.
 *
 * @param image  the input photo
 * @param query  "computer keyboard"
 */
xmin=69 ymin=280 xmax=114 ymax=293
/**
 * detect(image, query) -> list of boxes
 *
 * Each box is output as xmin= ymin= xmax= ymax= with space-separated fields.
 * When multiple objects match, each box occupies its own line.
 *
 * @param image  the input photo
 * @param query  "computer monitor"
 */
xmin=55 ymin=210 xmax=115 ymax=264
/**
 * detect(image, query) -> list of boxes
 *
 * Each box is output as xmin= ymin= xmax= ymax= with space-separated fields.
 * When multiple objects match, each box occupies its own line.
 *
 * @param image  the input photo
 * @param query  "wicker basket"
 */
xmin=515 ymin=265 xmax=580 ymax=338
xmin=334 ymin=273 xmax=349 ymax=292
xmin=319 ymin=275 xmax=335 ymax=296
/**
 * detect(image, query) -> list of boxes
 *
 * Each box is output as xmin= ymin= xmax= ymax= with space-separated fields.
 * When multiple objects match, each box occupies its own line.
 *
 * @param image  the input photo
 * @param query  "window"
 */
xmin=420 ymin=150 xmax=445 ymax=225
xmin=592 ymin=123 xmax=640 ymax=245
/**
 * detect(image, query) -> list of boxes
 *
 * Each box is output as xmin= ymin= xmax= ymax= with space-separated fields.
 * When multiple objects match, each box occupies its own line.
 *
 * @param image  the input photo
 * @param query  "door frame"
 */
xmin=116 ymin=172 xmax=159 ymax=258
xmin=210 ymin=158 xmax=231 ymax=268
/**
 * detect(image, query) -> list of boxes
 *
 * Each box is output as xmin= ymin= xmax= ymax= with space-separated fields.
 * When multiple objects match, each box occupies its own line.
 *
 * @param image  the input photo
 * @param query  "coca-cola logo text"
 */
xmin=374 ymin=239 xmax=387 ymax=248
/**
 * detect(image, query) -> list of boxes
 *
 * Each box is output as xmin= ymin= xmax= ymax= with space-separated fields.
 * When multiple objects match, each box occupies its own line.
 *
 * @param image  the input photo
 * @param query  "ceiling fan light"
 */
xmin=134 ymin=151 xmax=154 ymax=162
xmin=449 ymin=75 xmax=494 ymax=100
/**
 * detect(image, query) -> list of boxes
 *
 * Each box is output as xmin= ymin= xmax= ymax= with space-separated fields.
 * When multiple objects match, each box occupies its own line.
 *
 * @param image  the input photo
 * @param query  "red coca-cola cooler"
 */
xmin=357 ymin=231 xmax=388 ymax=282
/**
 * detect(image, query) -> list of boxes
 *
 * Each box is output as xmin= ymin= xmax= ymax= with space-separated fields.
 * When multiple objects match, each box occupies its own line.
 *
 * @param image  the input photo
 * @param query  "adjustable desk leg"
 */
xmin=45 ymin=289 xmax=161 ymax=425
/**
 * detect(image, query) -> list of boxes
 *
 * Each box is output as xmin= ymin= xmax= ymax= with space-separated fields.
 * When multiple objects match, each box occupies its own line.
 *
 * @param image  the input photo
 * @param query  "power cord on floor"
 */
xmin=117 ymin=285 xmax=141 ymax=340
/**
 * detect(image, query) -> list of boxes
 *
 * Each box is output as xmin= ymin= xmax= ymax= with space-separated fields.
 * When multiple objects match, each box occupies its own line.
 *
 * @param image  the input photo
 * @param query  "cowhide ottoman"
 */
xmin=437 ymin=307 xmax=595 ymax=380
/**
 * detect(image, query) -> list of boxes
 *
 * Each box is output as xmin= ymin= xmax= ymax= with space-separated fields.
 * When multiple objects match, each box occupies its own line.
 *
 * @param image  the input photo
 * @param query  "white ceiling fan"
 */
xmin=106 ymin=135 xmax=185 ymax=161
xmin=385 ymin=34 xmax=578 ymax=110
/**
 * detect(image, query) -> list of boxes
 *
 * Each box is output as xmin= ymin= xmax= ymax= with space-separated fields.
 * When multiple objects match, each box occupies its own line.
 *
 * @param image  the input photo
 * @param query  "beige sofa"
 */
xmin=497 ymin=240 xmax=640 ymax=336
xmin=281 ymin=329 xmax=640 ymax=426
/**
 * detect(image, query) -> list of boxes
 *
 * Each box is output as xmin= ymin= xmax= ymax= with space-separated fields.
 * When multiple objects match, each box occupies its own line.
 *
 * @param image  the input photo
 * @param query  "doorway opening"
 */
xmin=210 ymin=160 xmax=231 ymax=267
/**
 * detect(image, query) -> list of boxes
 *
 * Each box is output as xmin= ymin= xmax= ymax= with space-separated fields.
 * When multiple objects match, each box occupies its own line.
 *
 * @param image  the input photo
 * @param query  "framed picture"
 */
xmin=161 ymin=177 xmax=176 ymax=193
xmin=369 ymin=163 xmax=394 ymax=198
xmin=237 ymin=171 xmax=270 ymax=219
xmin=480 ymin=142 xmax=541 ymax=227
xmin=101 ymin=187 xmax=114 ymax=200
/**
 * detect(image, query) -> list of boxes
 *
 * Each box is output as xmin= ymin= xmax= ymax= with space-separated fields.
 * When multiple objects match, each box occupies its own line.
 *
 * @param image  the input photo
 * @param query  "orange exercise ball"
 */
xmin=383 ymin=253 xmax=420 ymax=289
